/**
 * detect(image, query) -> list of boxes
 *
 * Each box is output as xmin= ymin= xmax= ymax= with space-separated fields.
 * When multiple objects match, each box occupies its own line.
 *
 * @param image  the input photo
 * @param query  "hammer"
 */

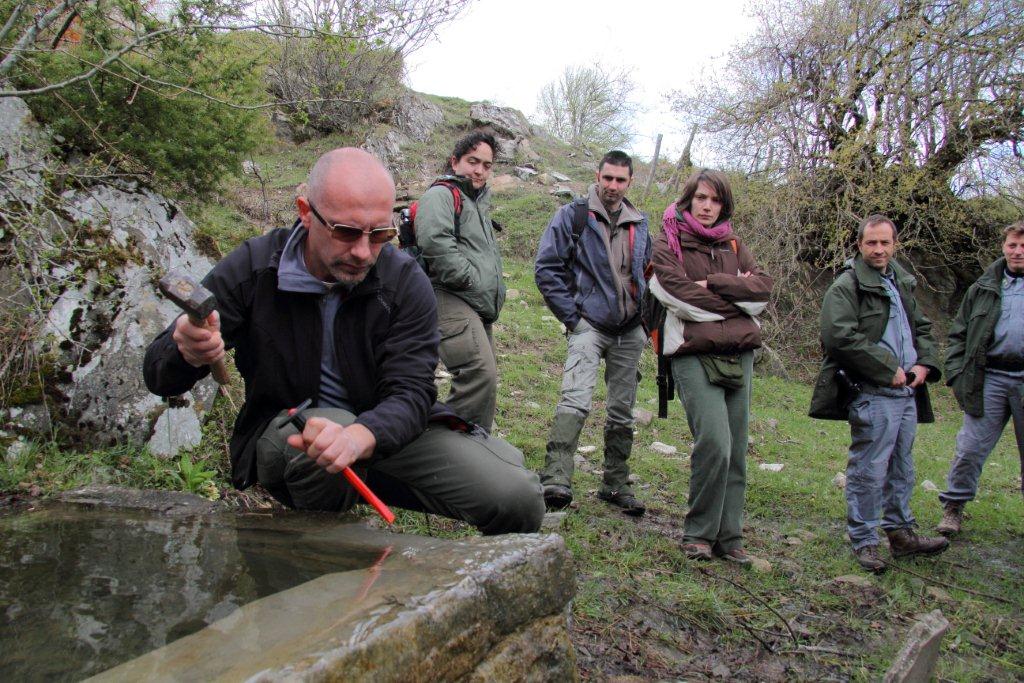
xmin=159 ymin=270 xmax=231 ymax=385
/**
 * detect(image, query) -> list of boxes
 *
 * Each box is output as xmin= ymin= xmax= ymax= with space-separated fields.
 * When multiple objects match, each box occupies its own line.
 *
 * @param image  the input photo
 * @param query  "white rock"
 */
xmin=759 ymin=463 xmax=784 ymax=472
xmin=832 ymin=472 xmax=847 ymax=488
xmin=527 ymin=401 xmax=540 ymax=409
xmin=649 ymin=441 xmax=677 ymax=455
xmin=921 ymin=479 xmax=939 ymax=492
xmin=506 ymin=289 xmax=520 ymax=299
xmin=577 ymin=445 xmax=596 ymax=454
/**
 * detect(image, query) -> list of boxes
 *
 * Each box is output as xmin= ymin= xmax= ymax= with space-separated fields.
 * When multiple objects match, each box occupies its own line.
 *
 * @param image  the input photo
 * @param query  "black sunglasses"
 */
xmin=307 ymin=201 xmax=398 ymax=244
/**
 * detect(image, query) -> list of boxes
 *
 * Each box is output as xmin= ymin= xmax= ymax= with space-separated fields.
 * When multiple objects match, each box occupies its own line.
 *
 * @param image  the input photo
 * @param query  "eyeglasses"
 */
xmin=307 ymin=201 xmax=398 ymax=244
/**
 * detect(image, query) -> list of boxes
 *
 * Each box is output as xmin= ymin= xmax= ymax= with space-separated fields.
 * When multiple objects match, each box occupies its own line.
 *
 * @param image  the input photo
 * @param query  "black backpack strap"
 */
xmin=571 ymin=198 xmax=588 ymax=243
xmin=568 ymin=197 xmax=589 ymax=272
xmin=657 ymin=346 xmax=673 ymax=419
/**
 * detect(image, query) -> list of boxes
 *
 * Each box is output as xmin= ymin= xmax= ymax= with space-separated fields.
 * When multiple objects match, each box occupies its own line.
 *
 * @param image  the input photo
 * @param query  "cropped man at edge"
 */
xmin=414 ymin=132 xmax=505 ymax=431
xmin=143 ymin=148 xmax=543 ymax=535
xmin=938 ymin=221 xmax=1024 ymax=535
xmin=534 ymin=150 xmax=653 ymax=516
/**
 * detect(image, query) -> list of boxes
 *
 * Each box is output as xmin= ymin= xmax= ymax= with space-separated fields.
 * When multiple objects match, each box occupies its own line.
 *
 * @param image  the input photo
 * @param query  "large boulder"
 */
xmin=364 ymin=91 xmax=445 ymax=175
xmin=1 ymin=94 xmax=218 ymax=458
xmin=0 ymin=99 xmax=217 ymax=456
xmin=469 ymin=103 xmax=533 ymax=139
xmin=40 ymin=183 xmax=218 ymax=455
xmin=394 ymin=91 xmax=444 ymax=142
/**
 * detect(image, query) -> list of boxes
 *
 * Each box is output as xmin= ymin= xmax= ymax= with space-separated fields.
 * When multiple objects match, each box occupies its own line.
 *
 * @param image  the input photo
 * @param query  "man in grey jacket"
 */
xmin=534 ymin=150 xmax=652 ymax=515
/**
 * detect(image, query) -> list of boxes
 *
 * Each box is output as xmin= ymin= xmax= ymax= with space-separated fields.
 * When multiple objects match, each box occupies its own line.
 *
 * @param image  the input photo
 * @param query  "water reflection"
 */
xmin=0 ymin=505 xmax=380 ymax=681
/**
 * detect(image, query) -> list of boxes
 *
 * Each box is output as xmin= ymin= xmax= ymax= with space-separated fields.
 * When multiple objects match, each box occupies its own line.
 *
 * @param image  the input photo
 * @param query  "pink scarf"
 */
xmin=661 ymin=203 xmax=733 ymax=260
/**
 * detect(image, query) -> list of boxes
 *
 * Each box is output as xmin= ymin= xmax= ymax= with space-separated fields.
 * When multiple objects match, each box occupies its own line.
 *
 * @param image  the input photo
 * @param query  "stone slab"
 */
xmin=86 ymin=516 xmax=576 ymax=682
xmin=883 ymin=609 xmax=949 ymax=683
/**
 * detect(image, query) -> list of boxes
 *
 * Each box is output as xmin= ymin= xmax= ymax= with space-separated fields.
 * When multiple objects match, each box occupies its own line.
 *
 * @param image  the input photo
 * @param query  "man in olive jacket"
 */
xmin=811 ymin=215 xmax=948 ymax=572
xmin=937 ymin=222 xmax=1024 ymax=535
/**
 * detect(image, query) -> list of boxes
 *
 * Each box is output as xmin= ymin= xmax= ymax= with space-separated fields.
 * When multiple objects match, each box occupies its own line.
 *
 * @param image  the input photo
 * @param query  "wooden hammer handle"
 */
xmin=187 ymin=314 xmax=231 ymax=385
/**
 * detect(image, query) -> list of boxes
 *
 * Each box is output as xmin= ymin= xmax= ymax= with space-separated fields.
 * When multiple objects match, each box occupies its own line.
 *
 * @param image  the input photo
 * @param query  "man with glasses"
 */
xmin=144 ymin=148 xmax=544 ymax=534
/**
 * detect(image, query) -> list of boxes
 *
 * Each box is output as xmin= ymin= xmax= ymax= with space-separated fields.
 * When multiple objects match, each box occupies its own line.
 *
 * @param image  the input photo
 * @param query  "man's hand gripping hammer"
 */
xmin=158 ymin=270 xmax=230 ymax=385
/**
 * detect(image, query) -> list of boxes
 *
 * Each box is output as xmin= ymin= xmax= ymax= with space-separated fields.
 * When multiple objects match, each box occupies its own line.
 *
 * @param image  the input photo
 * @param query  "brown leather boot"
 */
xmin=886 ymin=528 xmax=949 ymax=558
xmin=854 ymin=545 xmax=886 ymax=574
xmin=935 ymin=503 xmax=963 ymax=536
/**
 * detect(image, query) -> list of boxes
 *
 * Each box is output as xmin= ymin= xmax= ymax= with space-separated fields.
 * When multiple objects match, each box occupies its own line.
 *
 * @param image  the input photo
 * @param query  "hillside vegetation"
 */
xmin=4 ymin=90 xmax=1022 ymax=680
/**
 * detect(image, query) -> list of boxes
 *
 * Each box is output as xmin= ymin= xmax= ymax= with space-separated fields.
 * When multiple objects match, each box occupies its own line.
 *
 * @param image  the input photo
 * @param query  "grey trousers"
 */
xmin=436 ymin=290 xmax=498 ymax=431
xmin=255 ymin=407 xmax=544 ymax=535
xmin=846 ymin=393 xmax=917 ymax=550
xmin=940 ymin=371 xmax=1024 ymax=504
xmin=672 ymin=352 xmax=752 ymax=552
xmin=554 ymin=320 xmax=646 ymax=426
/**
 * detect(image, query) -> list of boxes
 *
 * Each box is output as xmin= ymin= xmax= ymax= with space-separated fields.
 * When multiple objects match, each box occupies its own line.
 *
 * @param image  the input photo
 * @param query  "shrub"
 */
xmin=14 ymin=26 xmax=268 ymax=197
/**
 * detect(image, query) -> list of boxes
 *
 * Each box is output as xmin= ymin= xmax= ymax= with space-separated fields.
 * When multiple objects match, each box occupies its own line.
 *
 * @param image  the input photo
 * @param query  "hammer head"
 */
xmin=159 ymin=270 xmax=216 ymax=321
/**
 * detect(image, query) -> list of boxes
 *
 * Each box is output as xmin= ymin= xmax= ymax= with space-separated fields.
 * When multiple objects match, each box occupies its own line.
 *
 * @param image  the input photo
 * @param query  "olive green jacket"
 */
xmin=809 ymin=255 xmax=940 ymax=421
xmin=415 ymin=175 xmax=506 ymax=324
xmin=946 ymin=258 xmax=1006 ymax=417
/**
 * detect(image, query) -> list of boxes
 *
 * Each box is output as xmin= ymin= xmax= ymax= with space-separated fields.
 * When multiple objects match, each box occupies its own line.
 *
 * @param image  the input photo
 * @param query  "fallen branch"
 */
xmin=698 ymin=567 xmax=800 ymax=645
xmin=778 ymin=644 xmax=857 ymax=658
xmin=884 ymin=561 xmax=1018 ymax=606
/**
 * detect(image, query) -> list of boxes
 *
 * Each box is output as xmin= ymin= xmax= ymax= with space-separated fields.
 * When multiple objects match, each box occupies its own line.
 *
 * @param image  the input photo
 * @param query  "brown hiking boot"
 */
xmin=716 ymin=547 xmax=753 ymax=566
xmin=886 ymin=528 xmax=949 ymax=558
xmin=682 ymin=542 xmax=713 ymax=561
xmin=935 ymin=503 xmax=963 ymax=536
xmin=854 ymin=545 xmax=886 ymax=574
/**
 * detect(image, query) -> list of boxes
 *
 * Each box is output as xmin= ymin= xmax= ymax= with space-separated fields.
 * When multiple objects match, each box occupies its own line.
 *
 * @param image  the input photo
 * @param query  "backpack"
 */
xmin=398 ymin=180 xmax=463 ymax=272
xmin=643 ymin=238 xmax=738 ymax=419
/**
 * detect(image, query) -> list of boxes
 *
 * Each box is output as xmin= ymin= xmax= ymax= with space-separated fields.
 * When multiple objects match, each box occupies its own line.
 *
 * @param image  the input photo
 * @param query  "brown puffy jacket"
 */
xmin=648 ymin=230 xmax=773 ymax=356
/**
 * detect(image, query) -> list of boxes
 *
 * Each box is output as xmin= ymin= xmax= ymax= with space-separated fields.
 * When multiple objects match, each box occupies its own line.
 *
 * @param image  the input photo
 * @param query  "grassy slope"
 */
xmin=5 ymin=94 xmax=1022 ymax=680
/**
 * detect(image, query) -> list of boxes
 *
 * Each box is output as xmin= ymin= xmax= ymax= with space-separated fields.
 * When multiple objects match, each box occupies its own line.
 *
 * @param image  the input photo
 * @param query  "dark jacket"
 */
xmin=534 ymin=191 xmax=652 ymax=334
xmin=144 ymin=228 xmax=457 ymax=489
xmin=416 ymin=175 xmax=506 ymax=324
xmin=648 ymin=228 xmax=772 ymax=356
xmin=809 ymin=255 xmax=940 ymax=422
xmin=946 ymin=257 xmax=1006 ymax=417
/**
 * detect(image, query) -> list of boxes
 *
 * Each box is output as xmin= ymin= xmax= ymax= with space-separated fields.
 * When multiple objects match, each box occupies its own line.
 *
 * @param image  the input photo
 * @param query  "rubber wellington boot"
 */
xmin=540 ymin=411 xmax=586 ymax=510
xmin=598 ymin=425 xmax=645 ymax=516
xmin=935 ymin=502 xmax=963 ymax=536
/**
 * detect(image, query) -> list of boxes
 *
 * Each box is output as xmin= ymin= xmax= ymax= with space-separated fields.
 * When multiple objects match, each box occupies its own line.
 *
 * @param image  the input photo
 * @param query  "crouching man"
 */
xmin=143 ymin=148 xmax=543 ymax=535
xmin=811 ymin=215 xmax=948 ymax=572
xmin=938 ymin=221 xmax=1024 ymax=535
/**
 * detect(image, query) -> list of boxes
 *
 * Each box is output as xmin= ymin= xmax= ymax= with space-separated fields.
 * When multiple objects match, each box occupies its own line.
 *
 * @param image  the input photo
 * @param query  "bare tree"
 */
xmin=536 ymin=64 xmax=639 ymax=149
xmin=671 ymin=0 xmax=1024 ymax=189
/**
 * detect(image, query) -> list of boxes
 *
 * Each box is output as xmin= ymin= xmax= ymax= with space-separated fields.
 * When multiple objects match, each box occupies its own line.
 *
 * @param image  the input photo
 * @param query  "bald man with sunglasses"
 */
xmin=144 ymin=148 xmax=543 ymax=534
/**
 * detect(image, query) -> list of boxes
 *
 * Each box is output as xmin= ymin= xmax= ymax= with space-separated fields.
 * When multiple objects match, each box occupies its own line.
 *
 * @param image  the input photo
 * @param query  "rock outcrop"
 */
xmin=0 ymin=98 xmax=216 ymax=456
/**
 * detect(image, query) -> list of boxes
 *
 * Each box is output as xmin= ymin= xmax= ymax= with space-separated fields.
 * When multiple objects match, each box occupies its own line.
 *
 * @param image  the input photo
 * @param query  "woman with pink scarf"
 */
xmin=647 ymin=169 xmax=773 ymax=563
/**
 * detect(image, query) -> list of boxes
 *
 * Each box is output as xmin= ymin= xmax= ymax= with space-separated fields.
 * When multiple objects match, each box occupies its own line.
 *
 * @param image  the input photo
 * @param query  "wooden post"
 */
xmin=642 ymin=133 xmax=663 ymax=198
xmin=668 ymin=126 xmax=698 ymax=192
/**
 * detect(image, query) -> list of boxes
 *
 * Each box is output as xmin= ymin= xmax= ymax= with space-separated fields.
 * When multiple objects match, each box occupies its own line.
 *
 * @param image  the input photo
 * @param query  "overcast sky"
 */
xmin=405 ymin=0 xmax=756 ymax=160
